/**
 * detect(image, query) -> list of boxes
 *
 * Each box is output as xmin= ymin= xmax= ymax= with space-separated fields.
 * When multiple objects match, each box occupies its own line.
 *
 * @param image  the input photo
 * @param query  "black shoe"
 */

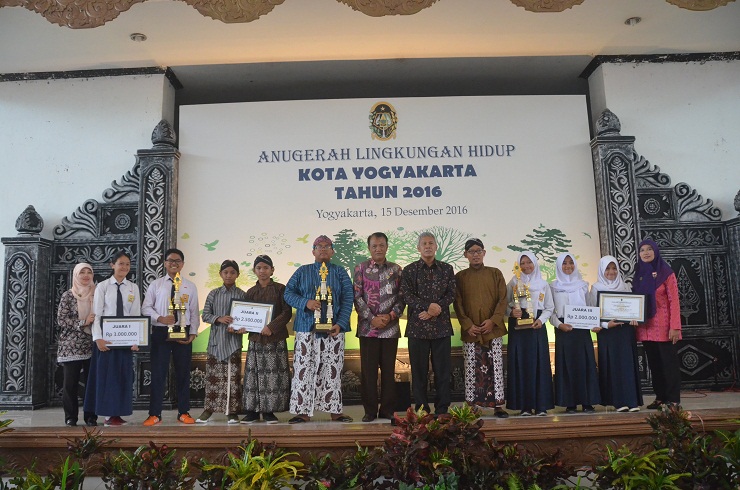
xmin=65 ymin=419 xmax=77 ymax=427
xmin=565 ymin=407 xmax=577 ymax=414
xmin=85 ymin=418 xmax=98 ymax=427
xmin=240 ymin=411 xmax=260 ymax=424
xmin=362 ymin=414 xmax=376 ymax=422
xmin=646 ymin=400 xmax=663 ymax=410
xmin=378 ymin=412 xmax=395 ymax=420
xmin=493 ymin=408 xmax=509 ymax=419
xmin=582 ymin=405 xmax=596 ymax=413
xmin=262 ymin=412 xmax=279 ymax=424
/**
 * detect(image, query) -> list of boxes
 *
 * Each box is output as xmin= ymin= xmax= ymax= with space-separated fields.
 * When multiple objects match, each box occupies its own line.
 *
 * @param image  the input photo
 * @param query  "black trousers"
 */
xmin=643 ymin=341 xmax=682 ymax=404
xmin=408 ymin=336 xmax=451 ymax=414
xmin=359 ymin=336 xmax=399 ymax=417
xmin=61 ymin=359 xmax=96 ymax=423
xmin=149 ymin=328 xmax=193 ymax=416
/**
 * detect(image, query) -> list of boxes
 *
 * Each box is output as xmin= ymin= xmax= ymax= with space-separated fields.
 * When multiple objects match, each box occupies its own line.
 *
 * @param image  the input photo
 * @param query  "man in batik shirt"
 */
xmin=400 ymin=232 xmax=456 ymax=415
xmin=354 ymin=232 xmax=405 ymax=422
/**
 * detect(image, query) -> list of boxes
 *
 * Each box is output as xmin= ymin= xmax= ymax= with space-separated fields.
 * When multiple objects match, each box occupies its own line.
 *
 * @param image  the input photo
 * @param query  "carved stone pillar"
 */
xmin=0 ymin=206 xmax=52 ymax=408
xmin=589 ymin=109 xmax=641 ymax=279
xmin=136 ymin=120 xmax=180 ymax=296
xmin=727 ymin=195 xmax=740 ymax=330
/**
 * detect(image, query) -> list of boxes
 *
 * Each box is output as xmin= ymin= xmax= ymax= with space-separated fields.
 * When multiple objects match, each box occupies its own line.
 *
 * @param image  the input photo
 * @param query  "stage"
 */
xmin=1 ymin=391 xmax=739 ymax=474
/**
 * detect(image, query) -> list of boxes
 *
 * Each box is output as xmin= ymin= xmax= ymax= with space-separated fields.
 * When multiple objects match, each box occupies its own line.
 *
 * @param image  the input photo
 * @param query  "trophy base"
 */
xmin=314 ymin=322 xmax=333 ymax=333
xmin=167 ymin=330 xmax=188 ymax=341
xmin=514 ymin=311 xmax=534 ymax=330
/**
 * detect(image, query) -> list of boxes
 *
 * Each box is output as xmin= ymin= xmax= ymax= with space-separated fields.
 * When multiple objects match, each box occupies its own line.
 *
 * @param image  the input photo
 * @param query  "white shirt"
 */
xmin=141 ymin=275 xmax=200 ymax=335
xmin=92 ymin=277 xmax=141 ymax=341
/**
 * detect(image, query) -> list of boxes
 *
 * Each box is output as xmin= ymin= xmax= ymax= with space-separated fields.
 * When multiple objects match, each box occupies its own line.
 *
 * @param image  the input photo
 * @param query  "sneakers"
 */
xmin=104 ymin=416 xmax=127 ymax=427
xmin=143 ymin=415 xmax=161 ymax=427
xmin=583 ymin=405 xmax=596 ymax=414
xmin=196 ymin=410 xmax=213 ymax=424
xmin=227 ymin=414 xmax=240 ymax=424
xmin=85 ymin=418 xmax=98 ymax=427
xmin=240 ymin=411 xmax=259 ymax=424
xmin=519 ymin=410 xmax=532 ymax=417
xmin=262 ymin=412 xmax=279 ymax=424
xmin=616 ymin=406 xmax=630 ymax=413
xmin=629 ymin=407 xmax=641 ymax=412
xmin=536 ymin=411 xmax=548 ymax=417
xmin=177 ymin=413 xmax=196 ymax=424
xmin=565 ymin=407 xmax=577 ymax=414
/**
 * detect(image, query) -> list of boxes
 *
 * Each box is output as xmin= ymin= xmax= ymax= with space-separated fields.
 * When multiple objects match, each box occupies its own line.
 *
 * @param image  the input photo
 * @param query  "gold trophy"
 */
xmin=314 ymin=262 xmax=333 ymax=333
xmin=512 ymin=261 xmax=534 ymax=329
xmin=167 ymin=272 xmax=188 ymax=341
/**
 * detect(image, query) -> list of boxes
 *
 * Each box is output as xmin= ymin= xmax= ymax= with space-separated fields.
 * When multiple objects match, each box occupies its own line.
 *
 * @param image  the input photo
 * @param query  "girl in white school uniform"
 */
xmin=550 ymin=253 xmax=601 ymax=413
xmin=83 ymin=251 xmax=141 ymax=427
xmin=587 ymin=255 xmax=642 ymax=412
xmin=505 ymin=251 xmax=555 ymax=416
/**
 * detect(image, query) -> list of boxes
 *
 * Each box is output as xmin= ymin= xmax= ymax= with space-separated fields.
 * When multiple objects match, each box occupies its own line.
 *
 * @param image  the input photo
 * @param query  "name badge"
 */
xmin=181 ymin=294 xmax=189 ymax=303
xmin=539 ymin=293 xmax=545 ymax=302
xmin=128 ymin=294 xmax=135 ymax=303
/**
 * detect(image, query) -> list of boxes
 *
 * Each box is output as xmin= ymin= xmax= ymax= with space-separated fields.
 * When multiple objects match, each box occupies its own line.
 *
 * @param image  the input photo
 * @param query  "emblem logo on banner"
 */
xmin=369 ymin=101 xmax=398 ymax=141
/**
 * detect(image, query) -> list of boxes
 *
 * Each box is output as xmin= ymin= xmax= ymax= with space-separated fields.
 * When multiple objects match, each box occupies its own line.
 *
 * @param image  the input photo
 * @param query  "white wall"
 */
xmin=0 ymin=73 xmax=175 ymax=300
xmin=588 ymin=60 xmax=740 ymax=220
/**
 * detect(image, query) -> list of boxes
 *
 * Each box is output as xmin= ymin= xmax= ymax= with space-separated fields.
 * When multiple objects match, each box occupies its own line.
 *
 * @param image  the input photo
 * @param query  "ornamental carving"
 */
xmin=54 ymin=165 xmax=141 ymax=239
xmin=3 ymin=256 xmax=30 ymax=392
xmin=56 ymin=244 xmax=137 ymax=265
xmin=14 ymin=205 xmax=44 ymax=236
xmin=595 ymin=109 xmax=621 ymax=136
xmin=140 ymin=167 xmax=167 ymax=292
xmin=0 ymin=0 xmax=733 ymax=28
xmin=102 ymin=162 xmax=141 ymax=203
xmin=645 ymin=227 xmax=723 ymax=248
xmin=665 ymin=0 xmax=736 ymax=11
xmin=509 ymin=0 xmax=585 ymax=12
xmin=633 ymin=153 xmax=671 ymax=188
xmin=605 ymin=155 xmax=637 ymax=279
xmin=674 ymin=182 xmax=722 ymax=222
xmin=711 ymin=255 xmax=731 ymax=325
xmin=337 ymin=0 xmax=439 ymax=16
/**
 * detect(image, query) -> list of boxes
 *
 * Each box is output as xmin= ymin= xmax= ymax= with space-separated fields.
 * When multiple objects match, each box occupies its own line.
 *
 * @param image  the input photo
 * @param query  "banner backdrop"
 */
xmin=179 ymin=96 xmax=599 ymax=352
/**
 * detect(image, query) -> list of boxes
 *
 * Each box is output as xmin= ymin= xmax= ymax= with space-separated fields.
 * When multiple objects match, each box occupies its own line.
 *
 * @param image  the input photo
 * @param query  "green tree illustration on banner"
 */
xmin=507 ymin=224 xmax=572 ymax=280
xmin=384 ymin=228 xmax=421 ymax=266
xmin=331 ymin=229 xmax=368 ymax=272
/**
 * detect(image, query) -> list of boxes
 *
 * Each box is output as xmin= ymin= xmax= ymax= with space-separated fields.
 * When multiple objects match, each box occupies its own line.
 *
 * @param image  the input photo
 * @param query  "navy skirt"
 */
xmin=83 ymin=347 xmax=134 ymax=417
xmin=506 ymin=310 xmax=554 ymax=412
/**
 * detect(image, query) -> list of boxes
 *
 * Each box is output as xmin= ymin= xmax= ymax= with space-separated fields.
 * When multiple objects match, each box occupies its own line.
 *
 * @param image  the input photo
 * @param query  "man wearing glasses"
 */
xmin=141 ymin=248 xmax=200 ymax=426
xmin=453 ymin=238 xmax=509 ymax=418
xmin=284 ymin=235 xmax=354 ymax=423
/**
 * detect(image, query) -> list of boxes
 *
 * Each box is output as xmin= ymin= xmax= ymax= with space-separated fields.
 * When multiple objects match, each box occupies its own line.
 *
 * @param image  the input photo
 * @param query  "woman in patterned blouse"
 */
xmin=56 ymin=262 xmax=97 ymax=427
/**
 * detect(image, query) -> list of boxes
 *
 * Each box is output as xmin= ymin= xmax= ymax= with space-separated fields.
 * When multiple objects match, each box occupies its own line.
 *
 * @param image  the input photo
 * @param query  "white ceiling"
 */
xmin=1 ymin=0 xmax=739 ymax=103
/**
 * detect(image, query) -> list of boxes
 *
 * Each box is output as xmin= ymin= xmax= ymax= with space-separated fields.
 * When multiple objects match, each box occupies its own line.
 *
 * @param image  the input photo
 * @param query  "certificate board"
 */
xmin=597 ymin=292 xmax=646 ymax=323
xmin=101 ymin=316 xmax=150 ymax=348
xmin=230 ymin=300 xmax=274 ymax=334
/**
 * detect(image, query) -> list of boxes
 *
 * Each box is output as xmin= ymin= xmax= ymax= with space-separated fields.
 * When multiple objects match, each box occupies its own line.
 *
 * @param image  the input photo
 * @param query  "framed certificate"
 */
xmin=101 ymin=316 xmax=150 ymax=348
xmin=564 ymin=305 xmax=601 ymax=330
xmin=230 ymin=300 xmax=273 ymax=334
xmin=597 ymin=292 xmax=646 ymax=322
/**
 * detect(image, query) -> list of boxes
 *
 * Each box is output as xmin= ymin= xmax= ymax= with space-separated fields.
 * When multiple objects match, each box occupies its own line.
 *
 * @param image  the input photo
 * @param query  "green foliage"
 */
xmin=102 ymin=441 xmax=193 ymax=490
xmin=306 ymin=404 xmax=570 ymax=489
xmin=646 ymin=404 xmax=737 ymax=489
xmin=65 ymin=427 xmax=115 ymax=461
xmin=198 ymin=439 xmax=303 ymax=490
xmin=331 ymin=229 xmax=367 ymax=273
xmin=593 ymin=446 xmax=689 ymax=490
xmin=507 ymin=225 xmax=572 ymax=280
xmin=303 ymin=443 xmax=375 ymax=490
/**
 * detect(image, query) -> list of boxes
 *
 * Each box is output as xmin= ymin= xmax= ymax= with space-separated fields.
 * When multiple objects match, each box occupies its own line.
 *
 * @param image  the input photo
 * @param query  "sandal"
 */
xmin=288 ymin=416 xmax=309 ymax=424
xmin=331 ymin=414 xmax=353 ymax=423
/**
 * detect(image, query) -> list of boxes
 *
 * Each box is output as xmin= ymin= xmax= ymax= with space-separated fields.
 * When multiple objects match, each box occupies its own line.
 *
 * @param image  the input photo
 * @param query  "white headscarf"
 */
xmin=550 ymin=253 xmax=588 ymax=306
xmin=71 ymin=262 xmax=95 ymax=320
xmin=591 ymin=255 xmax=630 ymax=293
xmin=513 ymin=251 xmax=549 ymax=309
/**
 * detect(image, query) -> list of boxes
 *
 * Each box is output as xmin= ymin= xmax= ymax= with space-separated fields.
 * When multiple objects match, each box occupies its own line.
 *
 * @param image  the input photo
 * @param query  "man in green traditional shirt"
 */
xmin=453 ymin=238 xmax=509 ymax=418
